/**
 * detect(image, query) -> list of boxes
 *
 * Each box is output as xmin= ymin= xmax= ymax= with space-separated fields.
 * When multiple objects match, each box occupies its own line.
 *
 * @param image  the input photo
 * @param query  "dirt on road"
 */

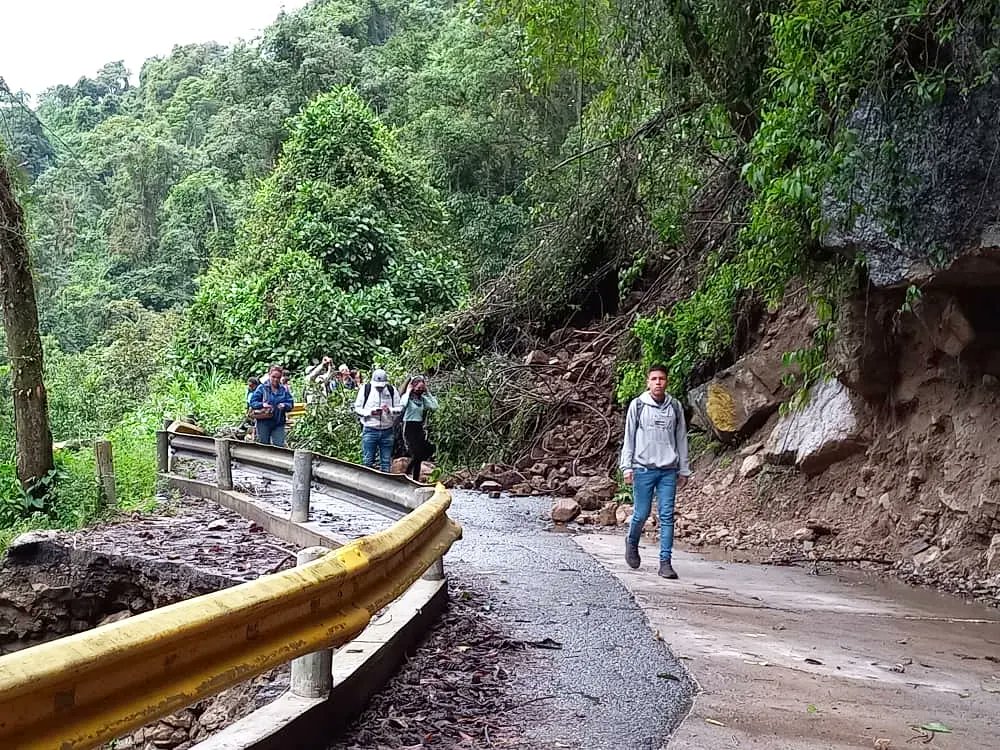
xmin=579 ymin=533 xmax=1000 ymax=750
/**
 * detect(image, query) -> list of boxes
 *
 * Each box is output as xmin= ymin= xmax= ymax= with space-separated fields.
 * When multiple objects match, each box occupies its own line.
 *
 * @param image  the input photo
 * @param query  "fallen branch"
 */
xmin=762 ymin=555 xmax=894 ymax=566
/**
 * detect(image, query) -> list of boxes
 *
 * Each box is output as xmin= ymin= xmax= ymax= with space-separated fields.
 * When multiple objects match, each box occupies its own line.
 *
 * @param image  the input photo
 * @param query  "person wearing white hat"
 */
xmin=336 ymin=364 xmax=357 ymax=390
xmin=353 ymin=368 xmax=401 ymax=471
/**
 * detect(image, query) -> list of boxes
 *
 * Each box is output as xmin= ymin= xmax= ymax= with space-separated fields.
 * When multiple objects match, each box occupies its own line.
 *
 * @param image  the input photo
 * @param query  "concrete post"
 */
xmin=423 ymin=556 xmax=445 ymax=582
xmin=291 ymin=450 xmax=312 ymax=523
xmin=291 ymin=546 xmax=333 ymax=698
xmin=94 ymin=440 xmax=117 ymax=509
xmin=156 ymin=431 xmax=169 ymax=474
xmin=215 ymin=438 xmax=233 ymax=491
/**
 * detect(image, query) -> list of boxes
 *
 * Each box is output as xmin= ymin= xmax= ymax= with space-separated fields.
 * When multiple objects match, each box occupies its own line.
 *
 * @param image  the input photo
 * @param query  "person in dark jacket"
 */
xmin=250 ymin=365 xmax=295 ymax=447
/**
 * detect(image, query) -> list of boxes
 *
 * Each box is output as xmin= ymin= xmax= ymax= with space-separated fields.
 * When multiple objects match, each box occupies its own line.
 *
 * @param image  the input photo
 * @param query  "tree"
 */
xmin=0 ymin=158 xmax=54 ymax=491
xmin=180 ymin=87 xmax=465 ymax=375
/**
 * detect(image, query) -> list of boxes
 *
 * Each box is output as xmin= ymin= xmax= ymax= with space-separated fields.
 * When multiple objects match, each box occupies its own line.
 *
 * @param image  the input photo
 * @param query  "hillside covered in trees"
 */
xmin=3 ymin=0 xmax=1000 ymax=583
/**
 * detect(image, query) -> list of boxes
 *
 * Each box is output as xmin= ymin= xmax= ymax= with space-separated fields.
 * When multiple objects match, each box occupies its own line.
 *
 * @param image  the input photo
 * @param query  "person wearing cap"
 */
xmin=400 ymin=375 xmax=438 ymax=481
xmin=353 ymin=368 xmax=402 ymax=471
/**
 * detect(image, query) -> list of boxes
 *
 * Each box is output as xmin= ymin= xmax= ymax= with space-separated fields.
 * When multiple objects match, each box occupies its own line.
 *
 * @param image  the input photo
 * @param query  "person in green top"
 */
xmin=400 ymin=375 xmax=438 ymax=481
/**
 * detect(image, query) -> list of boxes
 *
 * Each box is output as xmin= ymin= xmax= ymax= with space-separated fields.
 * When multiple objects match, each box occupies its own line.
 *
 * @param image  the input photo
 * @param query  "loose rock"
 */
xmin=595 ymin=501 xmax=619 ymax=527
xmin=739 ymin=454 xmax=765 ymax=479
xmin=764 ymin=379 xmax=867 ymax=475
xmin=550 ymin=498 xmax=581 ymax=524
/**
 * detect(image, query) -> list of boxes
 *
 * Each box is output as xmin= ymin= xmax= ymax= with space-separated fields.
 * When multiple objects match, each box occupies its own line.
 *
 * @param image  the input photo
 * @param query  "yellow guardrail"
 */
xmin=0 ymin=485 xmax=461 ymax=750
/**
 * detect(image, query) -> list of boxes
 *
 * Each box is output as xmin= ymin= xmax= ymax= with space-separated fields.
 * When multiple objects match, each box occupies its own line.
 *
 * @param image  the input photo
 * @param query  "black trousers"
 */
xmin=403 ymin=421 xmax=435 ymax=481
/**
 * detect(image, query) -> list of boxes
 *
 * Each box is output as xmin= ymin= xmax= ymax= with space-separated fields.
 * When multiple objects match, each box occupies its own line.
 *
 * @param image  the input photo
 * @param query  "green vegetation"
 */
xmin=1 ymin=0 xmax=995 ymax=537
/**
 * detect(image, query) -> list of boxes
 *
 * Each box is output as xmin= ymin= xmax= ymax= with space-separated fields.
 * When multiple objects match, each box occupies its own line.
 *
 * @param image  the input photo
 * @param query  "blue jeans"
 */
xmin=362 ymin=427 xmax=394 ymax=472
xmin=627 ymin=467 xmax=678 ymax=562
xmin=256 ymin=420 xmax=286 ymax=447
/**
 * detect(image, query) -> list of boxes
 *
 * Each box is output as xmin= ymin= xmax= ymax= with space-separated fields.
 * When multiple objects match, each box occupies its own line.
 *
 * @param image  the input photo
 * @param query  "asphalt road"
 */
xmin=445 ymin=490 xmax=694 ymax=750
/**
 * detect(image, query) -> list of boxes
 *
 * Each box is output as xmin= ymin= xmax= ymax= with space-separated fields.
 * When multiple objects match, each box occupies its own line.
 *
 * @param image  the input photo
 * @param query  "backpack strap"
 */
xmin=671 ymin=397 xmax=683 ymax=449
xmin=632 ymin=398 xmax=644 ymax=448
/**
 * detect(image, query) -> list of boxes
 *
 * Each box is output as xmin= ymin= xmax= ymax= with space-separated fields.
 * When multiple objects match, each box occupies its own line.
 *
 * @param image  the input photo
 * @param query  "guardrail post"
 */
xmin=156 ymin=431 xmax=169 ymax=474
xmin=423 ymin=556 xmax=445 ymax=582
xmin=291 ymin=546 xmax=334 ymax=698
xmin=291 ymin=449 xmax=312 ymax=523
xmin=95 ymin=440 xmax=117 ymax=509
xmin=216 ymin=438 xmax=233 ymax=490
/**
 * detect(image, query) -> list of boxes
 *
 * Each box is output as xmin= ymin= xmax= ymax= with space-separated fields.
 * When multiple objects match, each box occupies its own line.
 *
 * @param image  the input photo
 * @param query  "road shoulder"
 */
xmin=577 ymin=533 xmax=1000 ymax=750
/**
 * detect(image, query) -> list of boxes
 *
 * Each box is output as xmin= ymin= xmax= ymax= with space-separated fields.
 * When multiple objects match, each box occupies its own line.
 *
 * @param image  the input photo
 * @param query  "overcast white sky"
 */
xmin=0 ymin=0 xmax=310 ymax=100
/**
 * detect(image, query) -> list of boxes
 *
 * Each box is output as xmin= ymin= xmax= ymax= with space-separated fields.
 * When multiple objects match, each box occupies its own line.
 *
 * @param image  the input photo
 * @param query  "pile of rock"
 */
xmin=445 ymin=325 xmax=626 ymax=495
xmin=117 ymin=670 xmax=285 ymax=749
xmin=548 ymin=475 xmax=621 ymax=525
xmin=450 ymin=459 xmax=612 ymax=500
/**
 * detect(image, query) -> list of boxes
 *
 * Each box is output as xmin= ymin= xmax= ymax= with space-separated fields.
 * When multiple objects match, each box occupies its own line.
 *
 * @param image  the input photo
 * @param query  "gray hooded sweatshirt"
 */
xmin=619 ymin=391 xmax=691 ymax=476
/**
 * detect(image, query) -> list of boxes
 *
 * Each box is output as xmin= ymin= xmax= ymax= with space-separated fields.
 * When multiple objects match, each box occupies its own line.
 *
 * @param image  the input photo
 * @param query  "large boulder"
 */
xmin=574 ymin=476 xmax=618 ymax=511
xmin=829 ymin=297 xmax=896 ymax=398
xmin=551 ymin=498 xmax=581 ymax=523
xmin=764 ymin=379 xmax=867 ymax=476
xmin=689 ymin=304 xmax=813 ymax=443
xmin=822 ymin=81 xmax=1000 ymax=288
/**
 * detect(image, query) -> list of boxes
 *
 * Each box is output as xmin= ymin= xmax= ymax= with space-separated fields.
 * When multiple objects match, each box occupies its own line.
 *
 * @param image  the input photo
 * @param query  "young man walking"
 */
xmin=619 ymin=364 xmax=691 ymax=579
xmin=353 ymin=368 xmax=401 ymax=472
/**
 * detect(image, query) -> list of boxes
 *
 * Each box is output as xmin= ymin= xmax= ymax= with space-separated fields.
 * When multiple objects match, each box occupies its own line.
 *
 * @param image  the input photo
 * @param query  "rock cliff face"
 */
xmin=822 ymin=83 xmax=1000 ymax=288
xmin=666 ymin=73 xmax=1000 ymax=594
xmin=682 ymin=283 xmax=1000 ymax=598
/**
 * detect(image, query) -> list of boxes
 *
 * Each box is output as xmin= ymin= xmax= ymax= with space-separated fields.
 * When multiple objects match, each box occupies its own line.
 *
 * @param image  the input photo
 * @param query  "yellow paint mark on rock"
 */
xmin=706 ymin=382 xmax=736 ymax=433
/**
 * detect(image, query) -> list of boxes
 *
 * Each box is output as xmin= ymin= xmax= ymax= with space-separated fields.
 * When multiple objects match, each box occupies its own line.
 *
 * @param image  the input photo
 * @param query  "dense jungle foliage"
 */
xmin=1 ymin=0 xmax=997 ymax=540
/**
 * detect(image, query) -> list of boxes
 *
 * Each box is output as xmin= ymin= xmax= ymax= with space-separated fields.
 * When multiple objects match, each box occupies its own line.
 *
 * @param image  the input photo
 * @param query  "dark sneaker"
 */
xmin=658 ymin=560 xmax=678 ymax=579
xmin=625 ymin=542 xmax=641 ymax=569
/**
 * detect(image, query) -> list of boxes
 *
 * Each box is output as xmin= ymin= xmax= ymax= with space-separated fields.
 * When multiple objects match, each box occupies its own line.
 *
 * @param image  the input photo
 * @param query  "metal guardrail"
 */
xmin=0 ymin=433 xmax=462 ymax=750
xmin=168 ymin=433 xmax=425 ymax=518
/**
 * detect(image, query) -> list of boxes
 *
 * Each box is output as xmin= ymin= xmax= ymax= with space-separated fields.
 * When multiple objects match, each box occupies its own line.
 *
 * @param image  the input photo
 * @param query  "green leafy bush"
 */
xmin=289 ymin=391 xmax=364 ymax=463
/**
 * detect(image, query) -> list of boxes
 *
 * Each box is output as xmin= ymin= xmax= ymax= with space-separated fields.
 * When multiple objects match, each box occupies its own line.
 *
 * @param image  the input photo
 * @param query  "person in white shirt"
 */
xmin=353 ymin=368 xmax=402 ymax=472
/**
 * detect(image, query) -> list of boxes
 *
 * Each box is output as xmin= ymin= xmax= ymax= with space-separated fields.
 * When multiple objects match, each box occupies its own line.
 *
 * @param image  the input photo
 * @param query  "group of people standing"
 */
xmin=241 ymin=359 xmax=690 ymax=581
xmin=304 ymin=357 xmax=363 ymax=400
xmin=353 ymin=368 xmax=438 ymax=480
xmin=242 ymin=361 xmax=438 ymax=482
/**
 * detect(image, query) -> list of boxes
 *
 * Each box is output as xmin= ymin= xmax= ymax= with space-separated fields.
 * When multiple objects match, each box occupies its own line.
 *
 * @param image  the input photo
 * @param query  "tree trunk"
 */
xmin=0 ymin=161 xmax=54 ymax=491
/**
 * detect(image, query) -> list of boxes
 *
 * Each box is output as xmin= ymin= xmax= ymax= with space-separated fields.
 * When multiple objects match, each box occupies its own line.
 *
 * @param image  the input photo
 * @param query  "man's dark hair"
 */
xmin=647 ymin=363 xmax=669 ymax=378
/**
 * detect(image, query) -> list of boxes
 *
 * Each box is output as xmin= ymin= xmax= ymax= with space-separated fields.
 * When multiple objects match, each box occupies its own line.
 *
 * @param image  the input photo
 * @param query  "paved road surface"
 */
xmin=193 ymin=456 xmax=696 ymax=748
xmin=447 ymin=491 xmax=694 ymax=750
xmin=579 ymin=533 xmax=1000 ymax=750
